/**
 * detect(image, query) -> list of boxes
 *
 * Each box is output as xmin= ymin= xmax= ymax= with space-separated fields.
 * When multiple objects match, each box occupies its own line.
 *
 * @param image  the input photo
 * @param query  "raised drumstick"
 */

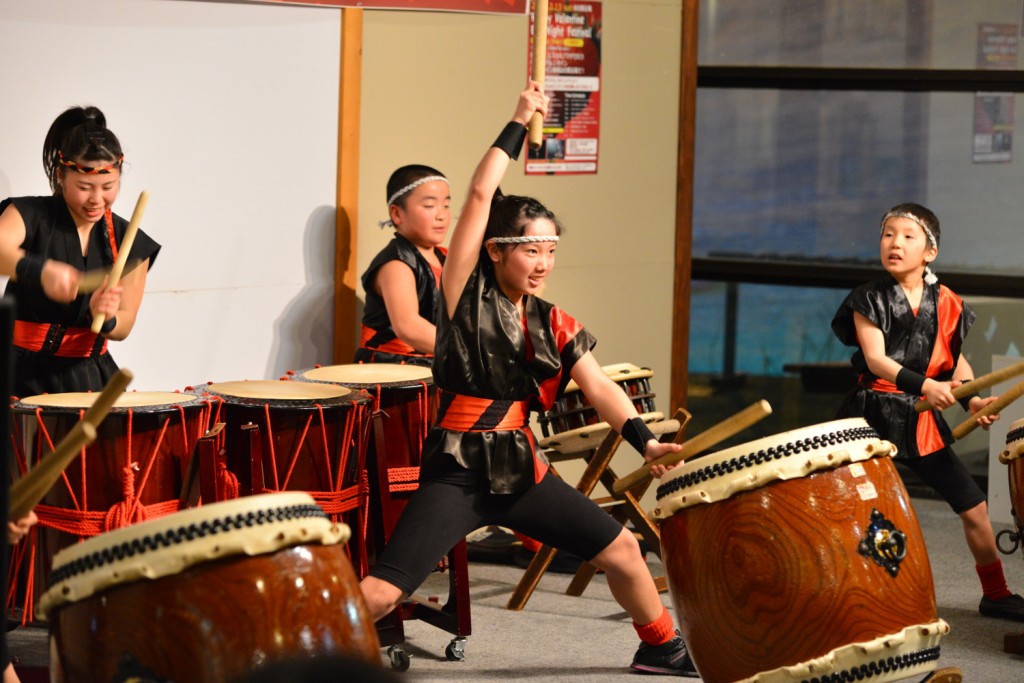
xmin=528 ymin=0 xmax=549 ymax=150
xmin=91 ymin=191 xmax=149 ymax=333
xmin=915 ymin=359 xmax=1024 ymax=413
xmin=612 ymin=400 xmax=772 ymax=495
xmin=8 ymin=369 xmax=133 ymax=519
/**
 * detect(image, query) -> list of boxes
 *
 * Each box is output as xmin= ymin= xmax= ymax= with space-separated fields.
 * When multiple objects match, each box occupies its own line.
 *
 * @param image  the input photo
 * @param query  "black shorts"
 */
xmin=369 ymin=461 xmax=625 ymax=595
xmin=900 ymin=447 xmax=986 ymax=514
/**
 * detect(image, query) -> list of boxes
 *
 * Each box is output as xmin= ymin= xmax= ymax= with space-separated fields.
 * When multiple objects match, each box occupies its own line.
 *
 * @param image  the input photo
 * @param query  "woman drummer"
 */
xmin=359 ymin=83 xmax=696 ymax=676
xmin=0 ymin=106 xmax=160 ymax=396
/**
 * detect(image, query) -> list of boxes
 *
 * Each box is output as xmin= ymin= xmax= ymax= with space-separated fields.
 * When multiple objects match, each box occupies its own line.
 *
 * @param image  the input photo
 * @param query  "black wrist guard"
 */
xmin=100 ymin=316 xmax=117 ymax=335
xmin=895 ymin=368 xmax=926 ymax=396
xmin=15 ymin=254 xmax=45 ymax=289
xmin=958 ymin=381 xmax=981 ymax=411
xmin=621 ymin=417 xmax=656 ymax=455
xmin=492 ymin=121 xmax=527 ymax=160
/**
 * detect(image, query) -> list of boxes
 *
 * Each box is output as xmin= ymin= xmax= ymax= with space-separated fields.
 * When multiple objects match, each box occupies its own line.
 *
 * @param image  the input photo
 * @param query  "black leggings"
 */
xmin=900 ymin=447 xmax=986 ymax=514
xmin=370 ymin=461 xmax=624 ymax=595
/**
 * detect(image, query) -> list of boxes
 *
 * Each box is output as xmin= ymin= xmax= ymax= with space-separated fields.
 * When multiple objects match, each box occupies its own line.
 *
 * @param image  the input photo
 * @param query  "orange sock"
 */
xmin=634 ymin=607 xmax=675 ymax=646
xmin=977 ymin=559 xmax=1012 ymax=600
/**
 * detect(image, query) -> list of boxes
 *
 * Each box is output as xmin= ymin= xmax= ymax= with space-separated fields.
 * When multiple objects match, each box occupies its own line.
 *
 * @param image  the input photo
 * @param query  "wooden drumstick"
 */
xmin=528 ymin=0 xmax=549 ymax=150
xmin=952 ymin=377 xmax=1024 ymax=441
xmin=612 ymin=400 xmax=772 ymax=495
xmin=914 ymin=359 xmax=1024 ymax=413
xmin=8 ymin=369 xmax=133 ymax=520
xmin=91 ymin=190 xmax=149 ymax=334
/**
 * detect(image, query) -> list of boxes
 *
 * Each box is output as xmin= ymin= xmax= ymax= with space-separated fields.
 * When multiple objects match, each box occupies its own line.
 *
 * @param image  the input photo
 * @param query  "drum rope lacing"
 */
xmin=45 ymin=503 xmax=329 ymax=588
xmin=656 ymin=426 xmax=881 ymax=501
xmin=801 ymin=645 xmax=940 ymax=683
xmin=8 ymin=403 xmax=200 ymax=623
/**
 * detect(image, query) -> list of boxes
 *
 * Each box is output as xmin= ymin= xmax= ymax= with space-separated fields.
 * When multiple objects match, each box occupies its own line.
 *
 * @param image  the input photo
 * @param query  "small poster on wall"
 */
xmin=526 ymin=1 xmax=602 ymax=175
xmin=973 ymin=23 xmax=1017 ymax=163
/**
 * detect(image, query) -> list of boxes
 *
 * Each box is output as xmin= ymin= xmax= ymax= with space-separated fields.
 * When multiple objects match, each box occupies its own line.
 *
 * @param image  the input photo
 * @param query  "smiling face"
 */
xmin=488 ymin=218 xmax=558 ymax=302
xmin=880 ymin=215 xmax=937 ymax=281
xmin=390 ymin=180 xmax=451 ymax=250
xmin=58 ymin=163 xmax=120 ymax=229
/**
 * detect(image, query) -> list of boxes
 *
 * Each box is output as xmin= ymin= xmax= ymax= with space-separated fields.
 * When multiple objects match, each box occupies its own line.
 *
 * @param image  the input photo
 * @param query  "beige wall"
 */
xmin=356 ymin=1 xmax=684 ymax=499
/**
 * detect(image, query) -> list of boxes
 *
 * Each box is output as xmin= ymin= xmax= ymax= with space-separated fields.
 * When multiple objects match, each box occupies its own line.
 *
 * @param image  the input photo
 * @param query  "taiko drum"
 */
xmin=8 ymin=391 xmax=211 ymax=616
xmin=537 ymin=362 xmax=657 ymax=438
xmin=293 ymin=363 xmax=436 ymax=545
xmin=1001 ymin=418 xmax=1024 ymax=532
xmin=653 ymin=418 xmax=948 ymax=683
xmin=39 ymin=492 xmax=380 ymax=682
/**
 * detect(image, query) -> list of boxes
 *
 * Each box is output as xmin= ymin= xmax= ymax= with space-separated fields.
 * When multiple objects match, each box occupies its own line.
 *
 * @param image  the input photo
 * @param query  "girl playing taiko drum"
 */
xmin=833 ymin=202 xmax=1024 ymax=622
xmin=359 ymin=82 xmax=696 ymax=676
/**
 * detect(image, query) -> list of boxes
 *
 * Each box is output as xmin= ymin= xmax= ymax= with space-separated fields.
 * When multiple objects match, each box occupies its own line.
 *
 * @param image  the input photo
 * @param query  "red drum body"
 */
xmin=538 ymin=362 xmax=657 ymax=438
xmin=40 ymin=493 xmax=380 ymax=683
xmin=1001 ymin=418 xmax=1024 ymax=532
xmin=8 ymin=392 xmax=211 ymax=617
xmin=192 ymin=380 xmax=371 ymax=510
xmin=653 ymin=418 xmax=948 ymax=683
xmin=294 ymin=364 xmax=435 ymax=543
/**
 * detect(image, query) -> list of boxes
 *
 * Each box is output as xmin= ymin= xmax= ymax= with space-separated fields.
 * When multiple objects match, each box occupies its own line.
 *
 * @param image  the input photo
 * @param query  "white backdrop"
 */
xmin=0 ymin=0 xmax=341 ymax=391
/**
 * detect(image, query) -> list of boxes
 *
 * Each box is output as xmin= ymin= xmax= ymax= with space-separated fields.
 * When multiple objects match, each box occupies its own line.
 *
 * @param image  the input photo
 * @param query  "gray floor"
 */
xmin=10 ymin=497 xmax=1024 ymax=682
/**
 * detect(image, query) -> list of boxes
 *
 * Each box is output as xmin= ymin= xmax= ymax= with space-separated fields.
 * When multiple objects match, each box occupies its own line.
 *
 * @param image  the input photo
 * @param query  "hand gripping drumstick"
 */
xmin=91 ymin=191 xmax=149 ymax=334
xmin=8 ymin=369 xmax=134 ymax=520
xmin=914 ymin=359 xmax=1024 ymax=413
xmin=528 ymin=0 xmax=549 ymax=150
xmin=951 ymin=377 xmax=1024 ymax=441
xmin=612 ymin=400 xmax=773 ymax=495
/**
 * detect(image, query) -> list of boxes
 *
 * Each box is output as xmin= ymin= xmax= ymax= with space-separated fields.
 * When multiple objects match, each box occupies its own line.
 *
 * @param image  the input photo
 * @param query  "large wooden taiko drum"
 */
xmin=1001 ymin=418 xmax=1024 ymax=532
xmin=653 ymin=418 xmax=948 ymax=683
xmin=39 ymin=492 xmax=380 ymax=683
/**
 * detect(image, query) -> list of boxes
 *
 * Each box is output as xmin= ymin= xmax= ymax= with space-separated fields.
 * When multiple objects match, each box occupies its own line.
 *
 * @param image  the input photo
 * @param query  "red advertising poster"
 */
xmin=256 ymin=0 xmax=527 ymax=12
xmin=526 ymin=1 xmax=601 ymax=175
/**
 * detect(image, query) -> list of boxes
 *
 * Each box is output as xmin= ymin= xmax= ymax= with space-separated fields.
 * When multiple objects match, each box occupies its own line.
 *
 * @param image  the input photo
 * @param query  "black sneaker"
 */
xmin=630 ymin=633 xmax=700 ymax=677
xmin=979 ymin=593 xmax=1024 ymax=622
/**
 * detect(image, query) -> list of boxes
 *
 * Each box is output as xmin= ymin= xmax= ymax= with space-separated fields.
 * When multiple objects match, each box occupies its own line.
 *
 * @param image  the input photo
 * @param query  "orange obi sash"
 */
xmin=13 ymin=321 xmax=107 ymax=358
xmin=359 ymin=324 xmax=431 ymax=359
xmin=437 ymin=391 xmax=529 ymax=432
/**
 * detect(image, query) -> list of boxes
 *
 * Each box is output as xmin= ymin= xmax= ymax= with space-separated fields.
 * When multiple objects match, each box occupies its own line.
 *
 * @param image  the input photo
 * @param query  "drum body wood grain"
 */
xmin=41 ymin=493 xmax=380 ymax=683
xmin=653 ymin=418 xmax=948 ymax=683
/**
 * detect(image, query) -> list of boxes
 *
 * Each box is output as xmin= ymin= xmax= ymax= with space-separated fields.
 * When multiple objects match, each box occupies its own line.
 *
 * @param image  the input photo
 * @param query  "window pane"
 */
xmin=694 ymin=88 xmax=1024 ymax=276
xmin=699 ymin=0 xmax=1021 ymax=70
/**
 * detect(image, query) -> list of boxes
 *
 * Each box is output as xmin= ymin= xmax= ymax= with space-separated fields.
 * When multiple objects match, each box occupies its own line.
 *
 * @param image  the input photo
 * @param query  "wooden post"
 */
xmin=333 ymin=8 xmax=364 ymax=364
xmin=670 ymin=0 xmax=699 ymax=414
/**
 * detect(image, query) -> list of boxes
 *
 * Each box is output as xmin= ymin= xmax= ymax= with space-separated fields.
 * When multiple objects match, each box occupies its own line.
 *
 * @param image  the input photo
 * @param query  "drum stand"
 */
xmin=506 ymin=410 xmax=687 ymax=610
xmin=365 ymin=414 xmax=471 ymax=671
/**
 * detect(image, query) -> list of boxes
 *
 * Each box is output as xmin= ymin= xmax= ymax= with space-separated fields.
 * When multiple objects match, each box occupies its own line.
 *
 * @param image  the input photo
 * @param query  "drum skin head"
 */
xmin=203 ymin=380 xmax=350 ymax=401
xmin=16 ymin=391 xmax=201 ymax=410
xmin=298 ymin=363 xmax=432 ymax=388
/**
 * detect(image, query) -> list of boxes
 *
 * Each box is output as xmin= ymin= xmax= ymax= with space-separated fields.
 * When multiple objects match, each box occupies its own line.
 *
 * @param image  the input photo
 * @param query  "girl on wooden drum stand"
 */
xmin=832 ymin=202 xmax=1024 ymax=622
xmin=0 ymin=106 xmax=160 ymax=396
xmin=359 ymin=83 xmax=695 ymax=676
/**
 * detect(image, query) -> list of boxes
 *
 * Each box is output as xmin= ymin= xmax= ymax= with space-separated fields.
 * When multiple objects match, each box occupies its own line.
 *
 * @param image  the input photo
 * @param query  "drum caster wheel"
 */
xmin=445 ymin=637 xmax=467 ymax=661
xmin=387 ymin=645 xmax=411 ymax=671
